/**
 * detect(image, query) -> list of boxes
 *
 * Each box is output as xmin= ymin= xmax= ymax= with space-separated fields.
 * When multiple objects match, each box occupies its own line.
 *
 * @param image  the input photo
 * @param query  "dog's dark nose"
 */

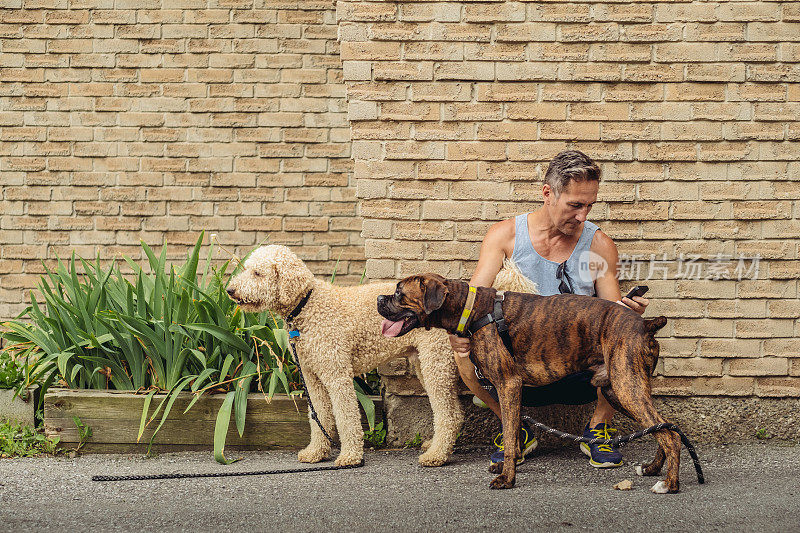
xmin=377 ymin=295 xmax=386 ymax=305
xmin=226 ymin=286 xmax=235 ymax=296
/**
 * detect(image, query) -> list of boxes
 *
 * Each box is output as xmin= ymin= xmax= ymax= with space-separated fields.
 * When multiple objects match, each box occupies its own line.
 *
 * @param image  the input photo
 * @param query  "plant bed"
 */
xmin=0 ymin=386 xmax=39 ymax=428
xmin=44 ymin=388 xmax=382 ymax=454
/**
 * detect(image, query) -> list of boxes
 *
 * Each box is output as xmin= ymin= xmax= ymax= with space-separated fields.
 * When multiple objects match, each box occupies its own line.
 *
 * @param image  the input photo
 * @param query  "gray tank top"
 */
xmin=510 ymin=214 xmax=599 ymax=297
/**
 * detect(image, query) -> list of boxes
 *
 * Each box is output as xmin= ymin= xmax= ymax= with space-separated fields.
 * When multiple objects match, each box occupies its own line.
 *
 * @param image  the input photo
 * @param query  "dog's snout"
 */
xmin=226 ymin=286 xmax=236 ymax=296
xmin=377 ymin=295 xmax=386 ymax=305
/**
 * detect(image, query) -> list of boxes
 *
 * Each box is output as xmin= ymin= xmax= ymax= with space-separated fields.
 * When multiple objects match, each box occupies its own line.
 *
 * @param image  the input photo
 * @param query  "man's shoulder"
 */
xmin=486 ymin=218 xmax=516 ymax=243
xmin=482 ymin=218 xmax=516 ymax=257
xmin=589 ymin=228 xmax=619 ymax=258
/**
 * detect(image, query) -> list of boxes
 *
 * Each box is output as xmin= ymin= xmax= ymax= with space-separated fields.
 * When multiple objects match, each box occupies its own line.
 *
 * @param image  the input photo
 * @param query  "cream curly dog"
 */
xmin=226 ymin=245 xmax=464 ymax=467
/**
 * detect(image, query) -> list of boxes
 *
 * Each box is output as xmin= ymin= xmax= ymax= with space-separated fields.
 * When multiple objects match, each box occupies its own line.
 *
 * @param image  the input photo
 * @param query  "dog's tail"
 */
xmin=643 ymin=316 xmax=667 ymax=334
xmin=642 ymin=316 xmax=667 ymax=376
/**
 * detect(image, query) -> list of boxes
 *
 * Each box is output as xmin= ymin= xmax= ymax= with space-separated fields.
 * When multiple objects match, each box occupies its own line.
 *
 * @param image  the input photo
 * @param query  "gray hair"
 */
xmin=544 ymin=150 xmax=601 ymax=197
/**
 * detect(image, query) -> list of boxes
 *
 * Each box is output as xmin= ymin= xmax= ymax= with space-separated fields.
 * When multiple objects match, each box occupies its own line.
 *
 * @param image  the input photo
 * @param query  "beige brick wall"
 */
xmin=1 ymin=0 xmax=798 ymax=397
xmin=339 ymin=0 xmax=800 ymax=396
xmin=0 ymin=0 xmax=363 ymax=321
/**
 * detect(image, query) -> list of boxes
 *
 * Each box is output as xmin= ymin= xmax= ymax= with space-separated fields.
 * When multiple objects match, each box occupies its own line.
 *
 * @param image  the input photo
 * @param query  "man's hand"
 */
xmin=448 ymin=333 xmax=471 ymax=356
xmin=620 ymin=296 xmax=648 ymax=315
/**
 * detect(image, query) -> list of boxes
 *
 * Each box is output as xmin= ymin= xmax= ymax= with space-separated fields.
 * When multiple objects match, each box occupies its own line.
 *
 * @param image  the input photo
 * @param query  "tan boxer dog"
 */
xmin=377 ymin=274 xmax=680 ymax=493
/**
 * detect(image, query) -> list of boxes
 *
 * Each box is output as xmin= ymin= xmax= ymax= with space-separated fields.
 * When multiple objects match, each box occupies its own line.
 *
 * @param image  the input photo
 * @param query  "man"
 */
xmin=449 ymin=150 xmax=649 ymax=470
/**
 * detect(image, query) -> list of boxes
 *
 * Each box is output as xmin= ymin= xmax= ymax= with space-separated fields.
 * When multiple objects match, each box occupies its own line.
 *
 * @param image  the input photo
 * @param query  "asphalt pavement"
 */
xmin=0 ymin=441 xmax=798 ymax=532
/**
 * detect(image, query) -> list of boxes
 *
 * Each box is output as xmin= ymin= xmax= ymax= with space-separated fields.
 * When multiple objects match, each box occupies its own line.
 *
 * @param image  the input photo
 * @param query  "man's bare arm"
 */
xmin=449 ymin=220 xmax=514 ymax=353
xmin=469 ymin=220 xmax=513 ymax=287
xmin=591 ymin=230 xmax=648 ymax=315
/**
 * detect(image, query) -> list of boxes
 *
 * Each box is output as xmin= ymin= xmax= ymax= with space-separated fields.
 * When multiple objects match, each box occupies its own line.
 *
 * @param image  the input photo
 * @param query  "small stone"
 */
xmin=68 ymin=451 xmax=78 ymax=459
xmin=614 ymin=479 xmax=634 ymax=490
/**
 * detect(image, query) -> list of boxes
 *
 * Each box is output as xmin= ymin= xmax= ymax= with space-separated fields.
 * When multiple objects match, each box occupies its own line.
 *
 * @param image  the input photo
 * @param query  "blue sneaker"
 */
xmin=580 ymin=422 xmax=623 ymax=468
xmin=489 ymin=420 xmax=538 ymax=468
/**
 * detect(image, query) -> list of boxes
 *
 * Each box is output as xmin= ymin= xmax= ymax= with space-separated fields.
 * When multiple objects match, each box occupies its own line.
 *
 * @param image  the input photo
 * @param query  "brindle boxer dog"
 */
xmin=377 ymin=274 xmax=680 ymax=493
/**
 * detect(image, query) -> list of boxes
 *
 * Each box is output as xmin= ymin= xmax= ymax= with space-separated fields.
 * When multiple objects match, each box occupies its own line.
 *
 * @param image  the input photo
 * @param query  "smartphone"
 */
xmin=624 ymin=285 xmax=649 ymax=300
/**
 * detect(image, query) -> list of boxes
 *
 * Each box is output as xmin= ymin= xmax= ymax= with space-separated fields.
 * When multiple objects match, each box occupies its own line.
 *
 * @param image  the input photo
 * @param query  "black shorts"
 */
xmin=482 ymin=370 xmax=598 ymax=407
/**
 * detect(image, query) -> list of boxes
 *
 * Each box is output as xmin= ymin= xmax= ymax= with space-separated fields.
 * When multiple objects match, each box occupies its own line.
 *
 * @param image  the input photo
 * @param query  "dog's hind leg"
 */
xmin=600 ymin=384 xmax=665 ymax=477
xmin=317 ymin=370 xmax=365 ymax=467
xmin=609 ymin=362 xmax=681 ymax=493
xmin=416 ymin=344 xmax=463 ymax=467
xmin=297 ymin=369 xmax=335 ymax=464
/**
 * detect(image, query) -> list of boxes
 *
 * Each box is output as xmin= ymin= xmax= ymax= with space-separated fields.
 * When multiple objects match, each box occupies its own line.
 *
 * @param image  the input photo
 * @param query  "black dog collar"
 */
xmin=286 ymin=289 xmax=312 ymax=323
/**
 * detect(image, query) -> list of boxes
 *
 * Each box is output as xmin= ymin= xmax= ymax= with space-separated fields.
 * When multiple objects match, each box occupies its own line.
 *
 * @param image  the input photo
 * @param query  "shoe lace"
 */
xmin=493 ymin=427 xmax=531 ymax=451
xmin=493 ymin=432 xmax=504 ymax=451
xmin=590 ymin=425 xmax=616 ymax=453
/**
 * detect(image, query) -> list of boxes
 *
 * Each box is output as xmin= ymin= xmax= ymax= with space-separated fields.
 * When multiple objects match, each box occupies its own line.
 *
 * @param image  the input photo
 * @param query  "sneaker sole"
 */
xmin=580 ymin=442 xmax=622 ymax=469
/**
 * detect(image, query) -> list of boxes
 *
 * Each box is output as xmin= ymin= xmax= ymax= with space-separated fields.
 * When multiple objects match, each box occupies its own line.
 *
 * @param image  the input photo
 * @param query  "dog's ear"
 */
xmin=422 ymin=276 xmax=448 ymax=315
xmin=274 ymin=248 xmax=315 ymax=309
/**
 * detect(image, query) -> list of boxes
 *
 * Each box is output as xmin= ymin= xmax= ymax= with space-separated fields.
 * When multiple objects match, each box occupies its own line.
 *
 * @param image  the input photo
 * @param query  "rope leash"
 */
xmin=90 ymin=314 xmax=704 ymax=485
xmin=288 ymin=333 xmax=336 ymax=447
xmin=92 ymin=462 xmax=361 ymax=482
xmin=521 ymin=415 xmax=705 ymax=484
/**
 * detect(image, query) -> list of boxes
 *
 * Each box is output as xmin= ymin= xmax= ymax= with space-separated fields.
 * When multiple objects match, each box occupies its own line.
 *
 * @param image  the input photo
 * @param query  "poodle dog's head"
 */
xmin=226 ymin=245 xmax=314 ymax=315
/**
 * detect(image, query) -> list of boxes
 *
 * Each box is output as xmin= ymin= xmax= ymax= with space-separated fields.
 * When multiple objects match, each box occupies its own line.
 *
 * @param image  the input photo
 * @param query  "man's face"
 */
xmin=543 ymin=179 xmax=599 ymax=235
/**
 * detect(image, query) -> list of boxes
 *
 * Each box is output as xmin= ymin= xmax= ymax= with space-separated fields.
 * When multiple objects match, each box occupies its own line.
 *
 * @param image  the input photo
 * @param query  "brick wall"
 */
xmin=338 ymin=0 xmax=800 ymax=397
xmin=0 ymin=0 xmax=362 ymax=321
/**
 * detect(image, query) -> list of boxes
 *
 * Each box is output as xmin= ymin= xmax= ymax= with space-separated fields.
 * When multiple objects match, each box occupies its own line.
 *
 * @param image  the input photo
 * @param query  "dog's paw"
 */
xmin=650 ymin=480 xmax=679 ymax=494
xmin=298 ymin=446 xmax=329 ymax=464
xmin=420 ymin=439 xmax=432 ymax=452
xmin=635 ymin=465 xmax=644 ymax=476
xmin=418 ymin=450 xmax=447 ymax=467
xmin=334 ymin=453 xmax=364 ymax=467
xmin=489 ymin=473 xmax=515 ymax=490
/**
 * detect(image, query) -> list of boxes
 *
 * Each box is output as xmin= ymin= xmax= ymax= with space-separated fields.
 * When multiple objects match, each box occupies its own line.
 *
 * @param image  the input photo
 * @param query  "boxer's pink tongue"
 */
xmin=381 ymin=318 xmax=404 ymax=337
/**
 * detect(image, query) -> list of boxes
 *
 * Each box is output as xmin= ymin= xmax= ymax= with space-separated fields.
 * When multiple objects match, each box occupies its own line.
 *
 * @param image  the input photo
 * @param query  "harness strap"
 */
xmin=468 ymin=291 xmax=514 ymax=356
xmin=466 ymin=291 xmax=514 ymax=391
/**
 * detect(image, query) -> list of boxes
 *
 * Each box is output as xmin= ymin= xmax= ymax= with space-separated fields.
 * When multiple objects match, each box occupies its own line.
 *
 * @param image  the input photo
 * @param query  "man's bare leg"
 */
xmin=453 ymin=352 xmax=502 ymax=419
xmin=589 ymin=387 xmax=616 ymax=426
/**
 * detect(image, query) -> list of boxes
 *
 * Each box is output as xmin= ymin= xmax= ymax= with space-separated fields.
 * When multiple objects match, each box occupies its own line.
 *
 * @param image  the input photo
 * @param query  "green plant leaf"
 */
xmin=219 ymin=354 xmax=234 ymax=382
xmin=69 ymin=364 xmax=84 ymax=382
xmin=180 ymin=232 xmax=204 ymax=286
xmin=182 ymin=388 xmax=204 ymax=414
xmin=181 ymin=323 xmax=252 ymax=354
xmin=273 ymin=329 xmax=289 ymax=355
xmin=213 ymin=391 xmax=240 ymax=465
xmin=191 ymin=368 xmax=216 ymax=393
xmin=137 ymin=389 xmax=158 ymax=443
xmin=354 ymin=380 xmax=376 ymax=431
xmin=146 ymin=376 xmax=193 ymax=451
xmin=56 ymin=352 xmax=74 ymax=381
xmin=234 ymin=360 xmax=257 ymax=437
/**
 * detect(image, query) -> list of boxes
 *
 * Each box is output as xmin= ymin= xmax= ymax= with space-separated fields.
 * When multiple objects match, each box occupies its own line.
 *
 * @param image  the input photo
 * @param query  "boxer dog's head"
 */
xmin=377 ymin=274 xmax=449 ymax=337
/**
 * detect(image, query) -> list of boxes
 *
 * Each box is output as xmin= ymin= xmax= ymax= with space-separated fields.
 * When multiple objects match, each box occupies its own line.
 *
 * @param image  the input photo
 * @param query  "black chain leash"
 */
xmin=92 ymin=329 xmax=354 ymax=483
xmin=521 ymin=415 xmax=705 ymax=484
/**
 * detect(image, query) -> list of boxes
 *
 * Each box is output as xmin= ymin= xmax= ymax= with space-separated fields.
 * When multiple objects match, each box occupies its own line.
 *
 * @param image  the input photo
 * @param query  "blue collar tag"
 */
xmin=289 ymin=330 xmax=300 ymax=339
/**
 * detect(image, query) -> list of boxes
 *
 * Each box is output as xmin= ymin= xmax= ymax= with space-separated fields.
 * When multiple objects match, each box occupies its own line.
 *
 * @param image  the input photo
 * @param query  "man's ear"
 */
xmin=422 ymin=277 xmax=448 ymax=315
